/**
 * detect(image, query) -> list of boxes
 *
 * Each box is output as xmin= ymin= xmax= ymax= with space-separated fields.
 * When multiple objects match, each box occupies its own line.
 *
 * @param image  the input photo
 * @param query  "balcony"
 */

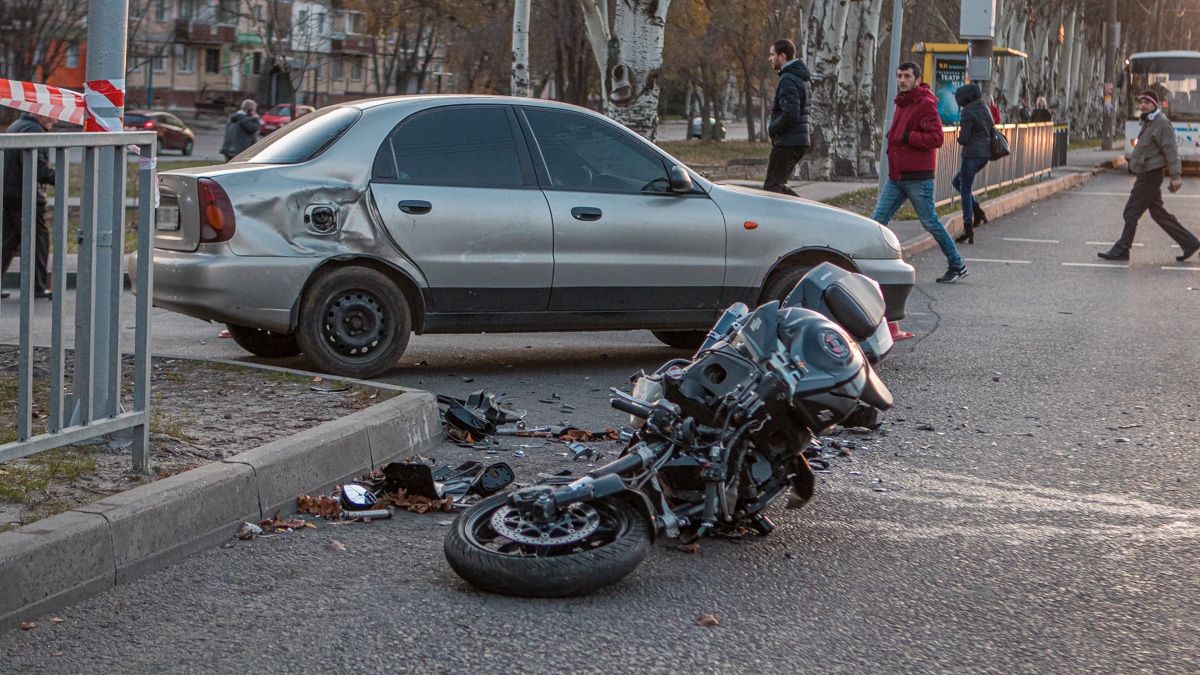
xmin=331 ymin=34 xmax=372 ymax=55
xmin=174 ymin=20 xmax=237 ymax=44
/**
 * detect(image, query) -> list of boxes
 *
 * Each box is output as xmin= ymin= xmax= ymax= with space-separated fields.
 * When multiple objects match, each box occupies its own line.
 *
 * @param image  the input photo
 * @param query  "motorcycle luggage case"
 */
xmin=784 ymin=262 xmax=893 ymax=361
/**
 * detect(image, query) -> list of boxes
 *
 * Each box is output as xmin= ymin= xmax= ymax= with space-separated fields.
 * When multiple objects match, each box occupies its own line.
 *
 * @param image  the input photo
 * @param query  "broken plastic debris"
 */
xmin=696 ymin=613 xmax=720 ymax=627
xmin=235 ymin=522 xmax=263 ymax=540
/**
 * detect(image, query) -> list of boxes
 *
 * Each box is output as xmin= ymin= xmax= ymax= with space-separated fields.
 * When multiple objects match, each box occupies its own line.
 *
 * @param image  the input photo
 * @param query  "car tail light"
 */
xmin=198 ymin=178 xmax=236 ymax=243
xmin=144 ymin=120 xmax=155 ymax=128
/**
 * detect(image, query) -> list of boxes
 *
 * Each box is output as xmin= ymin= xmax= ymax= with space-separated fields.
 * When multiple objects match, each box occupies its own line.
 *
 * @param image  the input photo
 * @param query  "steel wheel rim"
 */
xmin=320 ymin=288 xmax=387 ymax=359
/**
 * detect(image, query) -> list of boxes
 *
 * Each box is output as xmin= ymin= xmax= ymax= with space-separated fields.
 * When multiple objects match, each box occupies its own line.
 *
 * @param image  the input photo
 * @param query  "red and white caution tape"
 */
xmin=0 ymin=78 xmax=86 ymax=125
xmin=1 ymin=77 xmax=158 ymax=206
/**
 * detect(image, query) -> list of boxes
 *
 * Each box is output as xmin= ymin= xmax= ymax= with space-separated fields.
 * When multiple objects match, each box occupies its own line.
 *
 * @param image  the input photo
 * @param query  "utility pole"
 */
xmin=878 ymin=0 xmax=903 ymax=189
xmin=961 ymin=0 xmax=997 ymax=100
xmin=1102 ymin=0 xmax=1118 ymax=150
xmin=74 ymin=0 xmax=128 ymax=431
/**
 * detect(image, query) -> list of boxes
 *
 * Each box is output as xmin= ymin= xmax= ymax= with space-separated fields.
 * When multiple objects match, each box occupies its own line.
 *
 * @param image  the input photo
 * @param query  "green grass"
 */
xmin=62 ymin=159 xmax=214 ymax=199
xmin=822 ymin=178 xmax=1038 ymax=219
xmin=0 ymin=447 xmax=97 ymax=507
xmin=656 ymin=140 xmax=773 ymax=166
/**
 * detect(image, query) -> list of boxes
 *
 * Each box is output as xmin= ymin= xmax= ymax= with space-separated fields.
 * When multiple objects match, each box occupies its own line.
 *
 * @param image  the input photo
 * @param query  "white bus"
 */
xmin=1127 ymin=51 xmax=1200 ymax=166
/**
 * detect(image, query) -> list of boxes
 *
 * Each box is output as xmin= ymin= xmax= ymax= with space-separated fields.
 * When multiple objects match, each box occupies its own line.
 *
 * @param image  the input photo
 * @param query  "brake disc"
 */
xmin=490 ymin=502 xmax=601 ymax=546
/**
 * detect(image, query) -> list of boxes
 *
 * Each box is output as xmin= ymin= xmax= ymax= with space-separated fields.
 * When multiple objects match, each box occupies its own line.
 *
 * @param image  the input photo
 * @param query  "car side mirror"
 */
xmin=668 ymin=165 xmax=692 ymax=193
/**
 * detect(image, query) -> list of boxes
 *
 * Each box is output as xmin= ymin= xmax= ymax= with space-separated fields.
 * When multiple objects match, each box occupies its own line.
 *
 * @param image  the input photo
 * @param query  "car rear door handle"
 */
xmin=398 ymin=200 xmax=432 ymax=215
xmin=570 ymin=206 xmax=602 ymax=222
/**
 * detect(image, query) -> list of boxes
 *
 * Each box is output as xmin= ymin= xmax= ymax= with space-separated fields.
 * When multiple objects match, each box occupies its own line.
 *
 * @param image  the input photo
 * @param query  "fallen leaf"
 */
xmin=327 ymin=539 xmax=347 ymax=552
xmin=234 ymin=522 xmax=262 ymax=540
xmin=696 ymin=613 xmax=720 ymax=627
xmin=677 ymin=542 xmax=701 ymax=554
xmin=50 ymin=616 xmax=64 ymax=624
xmin=303 ymin=522 xmax=317 ymax=529
xmin=20 ymin=621 xmax=36 ymax=630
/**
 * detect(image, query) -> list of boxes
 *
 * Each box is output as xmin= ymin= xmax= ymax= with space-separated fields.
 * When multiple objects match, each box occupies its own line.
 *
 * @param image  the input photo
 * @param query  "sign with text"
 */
xmin=934 ymin=56 xmax=968 ymax=124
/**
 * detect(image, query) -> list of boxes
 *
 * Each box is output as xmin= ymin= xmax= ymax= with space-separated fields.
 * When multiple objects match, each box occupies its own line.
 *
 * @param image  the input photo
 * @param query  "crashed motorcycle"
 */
xmin=444 ymin=263 xmax=895 ymax=597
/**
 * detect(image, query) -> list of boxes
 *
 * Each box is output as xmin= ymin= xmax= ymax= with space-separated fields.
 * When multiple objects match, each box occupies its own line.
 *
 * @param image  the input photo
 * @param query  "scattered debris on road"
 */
xmin=696 ymin=613 xmax=720 ymax=627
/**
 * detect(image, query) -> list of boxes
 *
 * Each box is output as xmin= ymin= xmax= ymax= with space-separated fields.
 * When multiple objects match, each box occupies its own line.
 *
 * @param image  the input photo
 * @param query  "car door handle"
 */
xmin=570 ymin=206 xmax=602 ymax=221
xmin=398 ymin=200 xmax=432 ymax=215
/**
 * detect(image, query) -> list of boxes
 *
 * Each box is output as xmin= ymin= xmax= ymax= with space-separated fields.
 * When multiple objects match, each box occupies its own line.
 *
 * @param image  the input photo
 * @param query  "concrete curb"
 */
xmin=0 ymin=390 xmax=442 ymax=630
xmin=898 ymin=168 xmax=1099 ymax=258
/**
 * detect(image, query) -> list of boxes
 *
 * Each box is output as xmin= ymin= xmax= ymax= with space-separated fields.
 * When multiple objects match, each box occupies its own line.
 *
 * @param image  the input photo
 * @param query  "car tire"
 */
xmin=225 ymin=323 xmax=301 ymax=358
xmin=651 ymin=330 xmax=706 ymax=350
xmin=296 ymin=266 xmax=411 ymax=379
xmin=182 ymin=140 xmax=193 ymax=156
xmin=760 ymin=259 xmax=850 ymax=305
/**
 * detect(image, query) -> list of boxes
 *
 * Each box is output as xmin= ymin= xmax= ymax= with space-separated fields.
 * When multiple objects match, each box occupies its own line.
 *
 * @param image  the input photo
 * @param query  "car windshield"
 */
xmin=236 ymin=106 xmax=361 ymax=164
xmin=267 ymin=105 xmax=292 ymax=117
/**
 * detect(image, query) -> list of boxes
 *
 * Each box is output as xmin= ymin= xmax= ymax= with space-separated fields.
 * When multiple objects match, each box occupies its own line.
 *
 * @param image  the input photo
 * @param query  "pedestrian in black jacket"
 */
xmin=951 ymin=84 xmax=994 ymax=244
xmin=1 ymin=112 xmax=57 ymax=299
xmin=220 ymin=99 xmax=261 ymax=161
xmin=1030 ymin=96 xmax=1052 ymax=123
xmin=763 ymin=38 xmax=810 ymax=196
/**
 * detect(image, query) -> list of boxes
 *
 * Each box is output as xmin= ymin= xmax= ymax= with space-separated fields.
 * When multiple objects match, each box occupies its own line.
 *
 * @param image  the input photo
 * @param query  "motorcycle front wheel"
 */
xmin=444 ymin=493 xmax=651 ymax=597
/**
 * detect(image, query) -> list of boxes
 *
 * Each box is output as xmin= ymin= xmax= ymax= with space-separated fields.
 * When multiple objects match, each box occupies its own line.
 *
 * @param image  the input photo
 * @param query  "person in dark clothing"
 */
xmin=1017 ymin=97 xmax=1033 ymax=123
xmin=872 ymin=62 xmax=966 ymax=283
xmin=1030 ymin=96 xmax=1053 ymax=123
xmin=220 ymin=99 xmax=261 ymax=161
xmin=1 ymin=112 xmax=57 ymax=300
xmin=1098 ymin=91 xmax=1200 ymax=262
xmin=763 ymin=38 xmax=811 ymax=196
xmin=951 ymin=83 xmax=994 ymax=244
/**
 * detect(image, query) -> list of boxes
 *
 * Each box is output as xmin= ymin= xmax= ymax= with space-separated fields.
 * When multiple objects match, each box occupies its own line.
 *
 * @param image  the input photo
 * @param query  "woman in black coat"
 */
xmin=952 ymin=84 xmax=994 ymax=243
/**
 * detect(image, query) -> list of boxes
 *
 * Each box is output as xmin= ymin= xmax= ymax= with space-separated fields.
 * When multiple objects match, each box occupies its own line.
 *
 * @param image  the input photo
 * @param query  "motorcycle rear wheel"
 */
xmin=444 ymin=493 xmax=651 ymax=597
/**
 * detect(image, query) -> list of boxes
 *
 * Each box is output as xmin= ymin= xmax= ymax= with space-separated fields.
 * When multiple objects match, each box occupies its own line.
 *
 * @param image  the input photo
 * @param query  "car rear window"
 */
xmin=236 ymin=106 xmax=361 ymax=164
xmin=125 ymin=113 xmax=150 ymax=125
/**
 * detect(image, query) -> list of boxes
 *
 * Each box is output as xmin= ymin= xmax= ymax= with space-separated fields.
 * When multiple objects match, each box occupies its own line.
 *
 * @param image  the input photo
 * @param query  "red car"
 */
xmin=258 ymin=104 xmax=316 ymax=135
xmin=123 ymin=110 xmax=196 ymax=155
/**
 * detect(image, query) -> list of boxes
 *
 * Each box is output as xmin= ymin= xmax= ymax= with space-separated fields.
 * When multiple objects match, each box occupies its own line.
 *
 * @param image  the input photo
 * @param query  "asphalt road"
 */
xmin=2 ymin=171 xmax=1199 ymax=672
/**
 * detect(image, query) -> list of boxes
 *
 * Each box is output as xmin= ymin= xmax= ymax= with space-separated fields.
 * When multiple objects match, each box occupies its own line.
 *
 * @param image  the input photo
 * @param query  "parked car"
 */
xmin=258 ymin=104 xmax=315 ymax=136
xmin=133 ymin=96 xmax=914 ymax=378
xmin=123 ymin=110 xmax=195 ymax=155
xmin=689 ymin=116 xmax=726 ymax=140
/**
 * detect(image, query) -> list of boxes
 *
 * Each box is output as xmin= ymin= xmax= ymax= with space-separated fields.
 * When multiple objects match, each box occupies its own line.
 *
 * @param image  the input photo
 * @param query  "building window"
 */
xmin=351 ymin=55 xmax=364 ymax=81
xmin=154 ymin=52 xmax=168 ymax=72
xmin=65 ymin=44 xmax=79 ymax=69
xmin=253 ymin=4 xmax=262 ymax=20
xmin=332 ymin=57 xmax=343 ymax=81
xmin=179 ymin=0 xmax=195 ymax=20
xmin=205 ymin=48 xmax=221 ymax=74
xmin=155 ymin=0 xmax=167 ymax=21
xmin=348 ymin=12 xmax=365 ymax=35
xmin=177 ymin=46 xmax=195 ymax=73
xmin=318 ymin=12 xmax=326 ymax=34
xmin=252 ymin=52 xmax=262 ymax=75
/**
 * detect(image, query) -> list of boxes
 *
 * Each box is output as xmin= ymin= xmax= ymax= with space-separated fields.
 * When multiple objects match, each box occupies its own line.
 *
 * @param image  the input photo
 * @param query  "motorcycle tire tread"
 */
xmin=444 ymin=494 xmax=651 ymax=598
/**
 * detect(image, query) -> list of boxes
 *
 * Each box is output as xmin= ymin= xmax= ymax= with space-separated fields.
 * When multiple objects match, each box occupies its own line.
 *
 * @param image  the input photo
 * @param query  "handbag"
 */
xmin=990 ymin=128 xmax=1011 ymax=161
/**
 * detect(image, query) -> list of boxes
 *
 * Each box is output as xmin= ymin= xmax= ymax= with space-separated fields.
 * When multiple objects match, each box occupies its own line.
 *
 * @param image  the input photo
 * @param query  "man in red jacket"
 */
xmin=872 ymin=62 xmax=967 ymax=283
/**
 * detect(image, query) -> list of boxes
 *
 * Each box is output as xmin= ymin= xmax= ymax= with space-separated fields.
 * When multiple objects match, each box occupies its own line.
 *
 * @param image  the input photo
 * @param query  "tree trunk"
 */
xmin=806 ymin=0 xmax=852 ymax=178
xmin=512 ymin=0 xmax=531 ymax=97
xmin=603 ymin=0 xmax=673 ymax=140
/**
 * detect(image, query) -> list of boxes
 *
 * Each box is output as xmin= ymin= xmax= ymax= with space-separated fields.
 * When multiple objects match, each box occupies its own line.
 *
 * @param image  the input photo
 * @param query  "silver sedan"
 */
xmin=135 ymin=95 xmax=914 ymax=378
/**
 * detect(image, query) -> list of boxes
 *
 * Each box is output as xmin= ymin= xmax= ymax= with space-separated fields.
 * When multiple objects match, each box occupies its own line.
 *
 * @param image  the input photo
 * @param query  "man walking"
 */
xmin=872 ymin=62 xmax=967 ymax=283
xmin=1 ymin=112 xmax=57 ymax=300
xmin=220 ymin=99 xmax=261 ymax=162
xmin=763 ymin=38 xmax=810 ymax=196
xmin=1098 ymin=91 xmax=1200 ymax=262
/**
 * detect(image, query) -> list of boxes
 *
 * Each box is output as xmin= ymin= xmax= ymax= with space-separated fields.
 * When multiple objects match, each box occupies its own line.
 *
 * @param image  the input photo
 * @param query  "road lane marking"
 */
xmin=999 ymin=237 xmax=1059 ymax=243
xmin=1074 ymin=191 xmax=1200 ymax=199
xmin=962 ymin=258 xmax=1032 ymax=264
xmin=1062 ymin=262 xmax=1129 ymax=269
xmin=1161 ymin=266 xmax=1200 ymax=271
xmin=1086 ymin=241 xmax=1143 ymax=247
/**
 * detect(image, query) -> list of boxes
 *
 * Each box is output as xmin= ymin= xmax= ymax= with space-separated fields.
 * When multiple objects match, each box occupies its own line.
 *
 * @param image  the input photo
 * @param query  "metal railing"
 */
xmin=934 ymin=121 xmax=1058 ymax=206
xmin=0 ymin=131 xmax=156 ymax=469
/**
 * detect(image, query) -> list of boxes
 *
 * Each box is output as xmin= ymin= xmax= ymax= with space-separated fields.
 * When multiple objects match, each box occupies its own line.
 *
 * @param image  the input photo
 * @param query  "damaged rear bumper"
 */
xmin=129 ymin=248 xmax=318 ymax=334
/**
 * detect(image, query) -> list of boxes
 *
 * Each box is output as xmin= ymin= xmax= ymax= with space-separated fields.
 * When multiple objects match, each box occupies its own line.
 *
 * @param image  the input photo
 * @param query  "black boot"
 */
xmin=972 ymin=200 xmax=988 ymax=225
xmin=955 ymin=222 xmax=975 ymax=244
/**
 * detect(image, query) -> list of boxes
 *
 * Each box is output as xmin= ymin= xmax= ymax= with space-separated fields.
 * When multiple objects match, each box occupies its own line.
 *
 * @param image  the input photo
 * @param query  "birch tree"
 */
xmin=579 ymin=0 xmax=673 ymax=140
xmin=511 ymin=0 xmax=531 ymax=96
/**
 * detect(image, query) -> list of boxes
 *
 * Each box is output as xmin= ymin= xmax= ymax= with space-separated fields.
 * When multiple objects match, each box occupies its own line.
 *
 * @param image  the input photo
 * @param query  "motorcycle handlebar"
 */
xmin=610 ymin=397 xmax=653 ymax=419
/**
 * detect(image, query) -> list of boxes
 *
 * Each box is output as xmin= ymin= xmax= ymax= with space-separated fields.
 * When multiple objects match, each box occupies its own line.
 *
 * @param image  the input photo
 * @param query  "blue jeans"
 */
xmin=872 ymin=178 xmax=963 ymax=269
xmin=952 ymin=157 xmax=989 ymax=224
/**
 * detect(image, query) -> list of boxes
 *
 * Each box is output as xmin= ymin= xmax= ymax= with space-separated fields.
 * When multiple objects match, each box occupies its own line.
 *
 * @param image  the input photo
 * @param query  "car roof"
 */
xmin=344 ymin=94 xmax=600 ymax=117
